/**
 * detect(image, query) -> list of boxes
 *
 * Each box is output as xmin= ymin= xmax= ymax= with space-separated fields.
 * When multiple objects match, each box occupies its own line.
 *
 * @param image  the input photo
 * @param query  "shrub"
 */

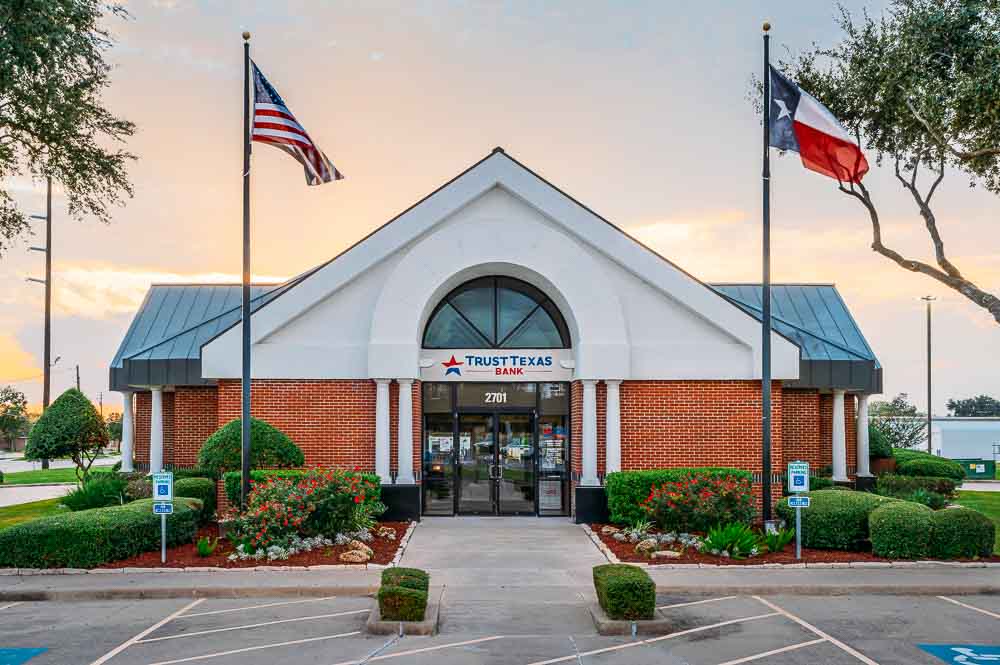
xmin=170 ymin=466 xmax=221 ymax=481
xmin=196 ymin=536 xmax=218 ymax=557
xmin=174 ymin=478 xmax=217 ymax=523
xmin=875 ymin=474 xmax=957 ymax=499
xmin=0 ymin=469 xmax=5 ymax=484
xmin=760 ymin=527 xmax=795 ymax=553
xmin=928 ymin=508 xmax=996 ymax=559
xmin=606 ymin=468 xmax=753 ymax=526
xmin=125 ymin=477 xmax=152 ymax=501
xmin=25 ymin=388 xmax=109 ymax=479
xmin=869 ymin=501 xmax=933 ymax=559
xmin=223 ymin=469 xmax=382 ymax=508
xmin=378 ymin=585 xmax=428 ymax=622
xmin=868 ymin=425 xmax=892 ymax=459
xmin=641 ymin=470 xmax=754 ymax=532
xmin=896 ymin=457 xmax=965 ymax=482
xmin=62 ymin=474 xmax=128 ymax=511
xmin=197 ymin=418 xmax=304 ymax=476
xmin=703 ymin=523 xmax=759 ymax=559
xmin=593 ymin=564 xmax=655 ymax=620
xmin=908 ymin=489 xmax=947 ymax=510
xmin=0 ymin=498 xmax=199 ymax=568
xmin=776 ymin=490 xmax=897 ymax=550
xmin=382 ymin=567 xmax=430 ymax=593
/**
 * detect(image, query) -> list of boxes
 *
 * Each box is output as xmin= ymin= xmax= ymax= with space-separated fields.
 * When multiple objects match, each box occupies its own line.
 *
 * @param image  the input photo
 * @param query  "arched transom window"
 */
xmin=422 ymin=277 xmax=570 ymax=349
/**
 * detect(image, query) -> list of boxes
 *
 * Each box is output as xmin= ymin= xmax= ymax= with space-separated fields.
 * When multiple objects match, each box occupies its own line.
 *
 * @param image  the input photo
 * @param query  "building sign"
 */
xmin=420 ymin=349 xmax=573 ymax=382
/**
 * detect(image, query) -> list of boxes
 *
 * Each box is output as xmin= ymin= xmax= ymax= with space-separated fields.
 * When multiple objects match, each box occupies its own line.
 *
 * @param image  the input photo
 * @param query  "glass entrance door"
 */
xmin=497 ymin=413 xmax=535 ymax=514
xmin=457 ymin=414 xmax=495 ymax=514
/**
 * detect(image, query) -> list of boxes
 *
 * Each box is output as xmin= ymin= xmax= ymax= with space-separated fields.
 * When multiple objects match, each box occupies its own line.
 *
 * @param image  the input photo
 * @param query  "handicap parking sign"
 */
xmin=0 ymin=648 xmax=48 ymax=665
xmin=919 ymin=644 xmax=1000 ymax=663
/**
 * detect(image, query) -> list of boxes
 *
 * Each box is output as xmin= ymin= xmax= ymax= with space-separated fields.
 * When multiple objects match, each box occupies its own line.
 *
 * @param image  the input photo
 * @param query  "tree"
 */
xmin=869 ymin=393 xmax=927 ymax=449
xmin=0 ymin=385 xmax=29 ymax=449
xmin=946 ymin=394 xmax=1000 ymax=416
xmin=774 ymin=1 xmax=1000 ymax=323
xmin=25 ymin=388 xmax=108 ymax=479
xmin=0 ymin=0 xmax=135 ymax=256
xmin=105 ymin=412 xmax=122 ymax=447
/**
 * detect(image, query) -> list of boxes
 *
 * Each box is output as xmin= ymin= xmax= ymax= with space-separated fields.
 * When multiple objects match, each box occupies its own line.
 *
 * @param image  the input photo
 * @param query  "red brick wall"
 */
xmin=173 ymin=386 xmax=218 ymax=466
xmin=819 ymin=393 xmax=834 ymax=471
xmin=782 ymin=389 xmax=822 ymax=469
xmin=217 ymin=379 xmax=377 ymax=471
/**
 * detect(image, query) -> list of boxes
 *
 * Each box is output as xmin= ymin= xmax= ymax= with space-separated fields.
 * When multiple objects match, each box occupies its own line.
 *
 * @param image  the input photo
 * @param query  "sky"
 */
xmin=1 ymin=0 xmax=997 ymax=416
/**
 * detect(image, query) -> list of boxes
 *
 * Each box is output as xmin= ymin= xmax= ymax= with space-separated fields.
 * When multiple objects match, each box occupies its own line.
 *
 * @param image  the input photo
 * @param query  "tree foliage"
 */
xmin=0 ymin=0 xmax=135 ymax=256
xmin=869 ymin=393 xmax=927 ymax=450
xmin=197 ymin=418 xmax=304 ymax=475
xmin=946 ymin=394 xmax=1000 ymax=416
xmin=105 ymin=411 xmax=122 ymax=443
xmin=777 ymin=0 xmax=1000 ymax=323
xmin=0 ymin=385 xmax=30 ymax=446
xmin=25 ymin=388 xmax=108 ymax=479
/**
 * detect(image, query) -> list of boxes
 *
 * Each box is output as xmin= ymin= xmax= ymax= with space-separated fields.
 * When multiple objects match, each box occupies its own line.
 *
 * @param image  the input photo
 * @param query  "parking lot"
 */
xmin=1 ymin=592 xmax=997 ymax=664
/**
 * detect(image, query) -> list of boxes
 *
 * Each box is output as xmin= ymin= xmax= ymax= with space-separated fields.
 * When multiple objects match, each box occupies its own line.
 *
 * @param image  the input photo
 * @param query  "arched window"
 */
xmin=422 ymin=277 xmax=570 ymax=349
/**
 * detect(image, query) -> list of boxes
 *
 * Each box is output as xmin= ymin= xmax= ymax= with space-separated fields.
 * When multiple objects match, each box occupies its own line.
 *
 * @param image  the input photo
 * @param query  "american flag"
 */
xmin=251 ymin=61 xmax=343 ymax=185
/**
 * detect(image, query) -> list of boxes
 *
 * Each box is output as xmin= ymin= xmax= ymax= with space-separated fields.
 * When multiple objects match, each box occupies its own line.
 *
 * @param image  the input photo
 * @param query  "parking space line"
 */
xmin=524 ymin=612 xmax=780 ymax=665
xmin=938 ymin=596 xmax=1000 ymax=620
xmin=0 ymin=602 xmax=22 ymax=611
xmin=658 ymin=596 xmax=737 ymax=610
xmin=328 ymin=636 xmax=506 ymax=665
xmin=715 ymin=637 xmax=827 ymax=665
xmin=89 ymin=599 xmax=204 ymax=665
xmin=146 ymin=630 xmax=360 ymax=665
xmin=753 ymin=596 xmax=879 ymax=665
xmin=179 ymin=596 xmax=343 ymax=618
xmin=135 ymin=609 xmax=370 ymax=643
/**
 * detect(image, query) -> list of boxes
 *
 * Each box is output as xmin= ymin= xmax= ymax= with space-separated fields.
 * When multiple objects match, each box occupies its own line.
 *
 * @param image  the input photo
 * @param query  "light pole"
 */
xmin=27 ymin=176 xmax=53 ymax=469
xmin=921 ymin=296 xmax=935 ymax=454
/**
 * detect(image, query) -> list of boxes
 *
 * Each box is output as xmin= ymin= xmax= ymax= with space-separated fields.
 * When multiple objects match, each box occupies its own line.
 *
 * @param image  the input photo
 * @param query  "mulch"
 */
xmin=591 ymin=524 xmax=1000 ymax=565
xmin=97 ymin=521 xmax=410 ymax=569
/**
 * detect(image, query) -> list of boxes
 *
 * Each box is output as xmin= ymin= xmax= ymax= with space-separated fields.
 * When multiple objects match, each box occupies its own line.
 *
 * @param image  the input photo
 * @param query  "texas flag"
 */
xmin=769 ymin=65 xmax=869 ymax=183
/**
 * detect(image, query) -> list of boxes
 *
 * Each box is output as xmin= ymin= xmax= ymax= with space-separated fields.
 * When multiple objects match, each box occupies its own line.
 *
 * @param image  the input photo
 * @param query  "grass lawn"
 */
xmin=0 ymin=498 xmax=65 ymax=530
xmin=1 ymin=467 xmax=112 ymax=485
xmin=956 ymin=490 xmax=1000 ymax=555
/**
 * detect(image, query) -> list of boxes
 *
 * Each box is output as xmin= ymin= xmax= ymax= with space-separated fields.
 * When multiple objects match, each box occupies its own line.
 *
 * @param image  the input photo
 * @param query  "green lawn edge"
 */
xmin=955 ymin=490 xmax=1000 ymax=555
xmin=0 ymin=498 xmax=66 ymax=530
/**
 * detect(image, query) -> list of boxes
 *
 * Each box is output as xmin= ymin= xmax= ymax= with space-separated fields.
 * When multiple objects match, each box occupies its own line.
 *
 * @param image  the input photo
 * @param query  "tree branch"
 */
xmin=837 ymin=181 xmax=1000 ymax=325
xmin=893 ymin=159 xmax=962 ymax=278
xmin=904 ymin=96 xmax=1000 ymax=160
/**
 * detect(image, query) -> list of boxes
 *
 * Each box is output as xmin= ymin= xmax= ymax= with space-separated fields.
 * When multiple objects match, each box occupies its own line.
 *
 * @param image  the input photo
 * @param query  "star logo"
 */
xmin=442 ymin=355 xmax=464 ymax=376
xmin=774 ymin=97 xmax=793 ymax=121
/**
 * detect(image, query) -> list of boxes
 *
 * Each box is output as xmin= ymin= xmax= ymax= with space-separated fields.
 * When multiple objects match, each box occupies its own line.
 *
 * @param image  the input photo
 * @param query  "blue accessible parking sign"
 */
xmin=0 ymin=648 xmax=47 ymax=665
xmin=919 ymin=644 xmax=1000 ymax=663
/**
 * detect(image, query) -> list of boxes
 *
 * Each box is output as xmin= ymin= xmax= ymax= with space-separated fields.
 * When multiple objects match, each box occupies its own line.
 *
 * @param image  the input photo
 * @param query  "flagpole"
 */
xmin=240 ymin=31 xmax=252 ymax=510
xmin=761 ymin=21 xmax=773 ymax=522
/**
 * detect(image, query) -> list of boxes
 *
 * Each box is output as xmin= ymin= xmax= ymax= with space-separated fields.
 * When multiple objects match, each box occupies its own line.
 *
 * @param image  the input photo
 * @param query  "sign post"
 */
xmin=152 ymin=472 xmax=174 ymax=564
xmin=787 ymin=461 xmax=809 ymax=560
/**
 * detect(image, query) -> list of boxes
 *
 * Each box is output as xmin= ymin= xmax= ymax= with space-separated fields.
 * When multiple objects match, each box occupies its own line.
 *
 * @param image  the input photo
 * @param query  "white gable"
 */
xmin=201 ymin=150 xmax=799 ymax=381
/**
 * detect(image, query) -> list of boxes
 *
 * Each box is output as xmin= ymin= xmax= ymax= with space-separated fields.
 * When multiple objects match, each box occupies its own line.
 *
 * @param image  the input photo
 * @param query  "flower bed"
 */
xmin=96 ymin=521 xmax=410 ymax=569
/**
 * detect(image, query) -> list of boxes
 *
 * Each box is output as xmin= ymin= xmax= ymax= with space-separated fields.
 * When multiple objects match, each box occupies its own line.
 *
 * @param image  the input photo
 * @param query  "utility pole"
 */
xmin=27 ymin=176 xmax=53 ymax=469
xmin=75 ymin=364 xmax=80 ymax=391
xmin=921 ymin=296 xmax=935 ymax=454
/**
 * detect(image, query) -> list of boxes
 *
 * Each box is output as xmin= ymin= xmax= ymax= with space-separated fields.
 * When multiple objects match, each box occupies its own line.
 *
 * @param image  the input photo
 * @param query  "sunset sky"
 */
xmin=2 ymin=0 xmax=997 ymax=416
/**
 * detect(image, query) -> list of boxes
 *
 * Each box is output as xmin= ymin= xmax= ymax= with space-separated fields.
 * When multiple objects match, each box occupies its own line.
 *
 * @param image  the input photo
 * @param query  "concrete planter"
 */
xmin=588 ymin=603 xmax=673 ymax=636
xmin=366 ymin=600 xmax=439 ymax=636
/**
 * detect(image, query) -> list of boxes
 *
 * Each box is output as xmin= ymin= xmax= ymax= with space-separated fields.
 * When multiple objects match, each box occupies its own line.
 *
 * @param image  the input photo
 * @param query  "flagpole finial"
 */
xmin=762 ymin=21 xmax=771 ymax=32
xmin=242 ymin=31 xmax=251 ymax=41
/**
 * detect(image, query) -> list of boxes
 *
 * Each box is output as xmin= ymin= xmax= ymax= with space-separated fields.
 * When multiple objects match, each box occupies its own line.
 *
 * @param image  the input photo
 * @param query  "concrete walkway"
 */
xmin=0 ymin=452 xmax=120 ymax=474
xmin=961 ymin=481 xmax=1000 ymax=492
xmin=0 ymin=484 xmax=71 ymax=508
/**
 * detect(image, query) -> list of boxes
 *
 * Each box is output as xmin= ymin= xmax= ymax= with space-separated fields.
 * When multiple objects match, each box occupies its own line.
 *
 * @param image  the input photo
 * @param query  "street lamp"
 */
xmin=921 ymin=296 xmax=936 ymax=454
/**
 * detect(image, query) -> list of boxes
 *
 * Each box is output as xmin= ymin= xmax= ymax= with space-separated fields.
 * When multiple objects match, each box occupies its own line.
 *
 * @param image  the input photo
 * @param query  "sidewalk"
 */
xmin=0 ymin=483 xmax=71 ymax=507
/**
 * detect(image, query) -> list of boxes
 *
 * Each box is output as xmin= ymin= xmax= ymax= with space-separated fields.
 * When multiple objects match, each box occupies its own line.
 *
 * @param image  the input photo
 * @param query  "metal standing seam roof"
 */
xmin=711 ymin=283 xmax=882 ymax=393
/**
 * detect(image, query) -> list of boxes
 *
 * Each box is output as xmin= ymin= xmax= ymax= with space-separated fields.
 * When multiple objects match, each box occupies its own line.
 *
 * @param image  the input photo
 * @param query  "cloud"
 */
xmin=0 ymin=334 xmax=41 ymax=384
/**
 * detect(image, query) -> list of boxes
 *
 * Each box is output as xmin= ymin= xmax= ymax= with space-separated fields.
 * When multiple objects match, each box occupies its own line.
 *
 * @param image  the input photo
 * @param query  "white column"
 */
xmin=856 ymin=393 xmax=872 ymax=477
xmin=832 ymin=389 xmax=848 ymax=482
xmin=604 ymin=380 xmax=622 ymax=474
xmin=581 ymin=379 xmax=599 ymax=486
xmin=119 ymin=391 xmax=135 ymax=472
xmin=396 ymin=379 xmax=415 ymax=484
xmin=149 ymin=386 xmax=164 ymax=474
xmin=375 ymin=378 xmax=391 ymax=484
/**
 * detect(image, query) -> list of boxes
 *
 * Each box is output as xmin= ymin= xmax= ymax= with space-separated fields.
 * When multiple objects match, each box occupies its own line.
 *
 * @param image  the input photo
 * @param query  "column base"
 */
xmin=380 ymin=484 xmax=421 ymax=522
xmin=574 ymin=485 xmax=609 ymax=524
xmin=854 ymin=475 xmax=876 ymax=492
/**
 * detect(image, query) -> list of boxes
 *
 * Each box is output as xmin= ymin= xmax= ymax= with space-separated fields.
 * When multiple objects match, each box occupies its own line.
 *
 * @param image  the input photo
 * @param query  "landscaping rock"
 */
xmin=635 ymin=538 xmax=658 ymax=554
xmin=612 ymin=532 xmax=627 ymax=542
xmin=651 ymin=550 xmax=682 ymax=559
xmin=376 ymin=526 xmax=396 ymax=540
xmin=601 ymin=526 xmax=620 ymax=535
xmin=349 ymin=539 xmax=374 ymax=557
xmin=339 ymin=549 xmax=371 ymax=563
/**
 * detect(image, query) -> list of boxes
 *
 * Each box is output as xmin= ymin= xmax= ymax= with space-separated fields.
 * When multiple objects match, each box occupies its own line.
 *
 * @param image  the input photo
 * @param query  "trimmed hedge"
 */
xmin=776 ymin=490 xmax=897 ymax=550
xmin=928 ymin=508 xmax=996 ymax=559
xmin=0 ymin=498 xmax=199 ymax=569
xmin=875 ymin=474 xmax=957 ymax=499
xmin=174 ymin=478 xmax=217 ymax=523
xmin=378 ymin=567 xmax=430 ymax=621
xmin=605 ymin=467 xmax=753 ymax=525
xmin=593 ymin=564 xmax=655 ymax=620
xmin=869 ymin=501 xmax=933 ymax=559
xmin=223 ymin=469 xmax=381 ymax=506
xmin=892 ymin=449 xmax=965 ymax=481
xmin=198 ymin=418 xmax=304 ymax=476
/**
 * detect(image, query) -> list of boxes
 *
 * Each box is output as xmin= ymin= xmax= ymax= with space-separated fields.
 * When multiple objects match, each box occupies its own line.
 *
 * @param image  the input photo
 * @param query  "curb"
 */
xmin=580 ymin=524 xmax=1000 ymax=570
xmin=0 ymin=585 xmax=378 ymax=602
xmin=390 ymin=521 xmax=418 ymax=566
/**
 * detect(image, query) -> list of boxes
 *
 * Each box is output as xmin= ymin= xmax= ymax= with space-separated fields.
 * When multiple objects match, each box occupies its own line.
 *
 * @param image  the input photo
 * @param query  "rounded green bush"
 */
xmin=869 ymin=501 xmax=933 ymax=559
xmin=896 ymin=457 xmax=965 ymax=482
xmin=868 ymin=426 xmax=892 ymax=459
xmin=174 ymin=477 xmax=217 ymax=523
xmin=197 ymin=418 xmax=304 ymax=475
xmin=25 ymin=388 xmax=108 ymax=470
xmin=593 ymin=564 xmax=655 ymax=620
xmin=928 ymin=508 xmax=996 ymax=559
xmin=775 ymin=489 xmax=897 ymax=550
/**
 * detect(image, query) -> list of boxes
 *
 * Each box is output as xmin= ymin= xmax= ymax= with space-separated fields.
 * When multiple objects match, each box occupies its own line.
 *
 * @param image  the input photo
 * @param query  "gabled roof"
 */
xmin=712 ymin=283 xmax=882 ymax=393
